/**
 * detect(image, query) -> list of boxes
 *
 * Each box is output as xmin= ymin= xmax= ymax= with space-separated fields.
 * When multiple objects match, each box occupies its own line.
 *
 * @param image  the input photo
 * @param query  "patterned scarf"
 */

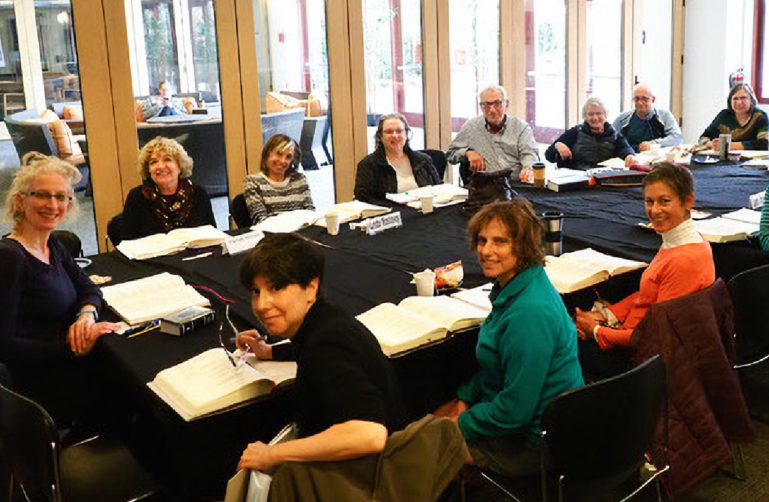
xmin=142 ymin=177 xmax=194 ymax=232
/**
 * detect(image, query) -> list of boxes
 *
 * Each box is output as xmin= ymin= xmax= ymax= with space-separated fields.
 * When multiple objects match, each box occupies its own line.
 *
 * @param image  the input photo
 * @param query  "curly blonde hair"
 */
xmin=3 ymin=152 xmax=81 ymax=228
xmin=137 ymin=137 xmax=193 ymax=181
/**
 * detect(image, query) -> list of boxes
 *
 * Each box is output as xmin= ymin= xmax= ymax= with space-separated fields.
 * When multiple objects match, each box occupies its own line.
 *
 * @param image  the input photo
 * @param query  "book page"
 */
xmin=167 ymin=225 xmax=229 ymax=248
xmin=544 ymin=256 xmax=610 ymax=294
xmin=451 ymin=284 xmax=493 ymax=312
xmin=355 ymin=303 xmax=445 ymax=356
xmin=101 ymin=272 xmax=210 ymax=324
xmin=153 ymin=348 xmax=272 ymax=418
xmin=398 ymin=295 xmax=488 ymax=331
xmin=721 ymin=208 xmax=762 ymax=225
xmin=252 ymin=210 xmax=320 ymax=233
xmin=596 ymin=158 xmax=627 ymax=169
xmin=694 ymin=217 xmax=759 ymax=243
xmin=117 ymin=233 xmax=187 ymax=260
xmin=246 ymin=357 xmax=297 ymax=387
xmin=560 ymin=248 xmax=647 ymax=276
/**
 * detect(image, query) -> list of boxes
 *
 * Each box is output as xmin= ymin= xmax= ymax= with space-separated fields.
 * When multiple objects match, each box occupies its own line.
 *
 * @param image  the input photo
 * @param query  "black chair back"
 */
xmin=541 ymin=355 xmax=666 ymax=496
xmin=4 ymin=109 xmax=58 ymax=159
xmin=52 ymin=230 xmax=83 ymax=258
xmin=107 ymin=212 xmax=124 ymax=247
xmin=728 ymin=263 xmax=769 ymax=366
xmin=419 ymin=149 xmax=447 ymax=181
xmin=0 ymin=383 xmax=60 ymax=501
xmin=230 ymin=193 xmax=251 ymax=229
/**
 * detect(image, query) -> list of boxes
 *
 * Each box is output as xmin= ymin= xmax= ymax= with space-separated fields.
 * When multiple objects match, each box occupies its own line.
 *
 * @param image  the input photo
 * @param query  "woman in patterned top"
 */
xmin=699 ymin=83 xmax=768 ymax=151
xmin=243 ymin=134 xmax=315 ymax=225
xmin=121 ymin=137 xmax=216 ymax=240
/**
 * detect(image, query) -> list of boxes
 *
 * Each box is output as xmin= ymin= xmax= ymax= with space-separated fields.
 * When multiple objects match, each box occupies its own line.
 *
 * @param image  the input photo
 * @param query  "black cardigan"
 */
xmin=353 ymin=148 xmax=441 ymax=204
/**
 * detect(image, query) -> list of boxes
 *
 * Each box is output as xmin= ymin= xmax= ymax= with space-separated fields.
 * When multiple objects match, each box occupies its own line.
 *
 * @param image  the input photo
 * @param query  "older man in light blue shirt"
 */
xmin=447 ymin=85 xmax=538 ymax=180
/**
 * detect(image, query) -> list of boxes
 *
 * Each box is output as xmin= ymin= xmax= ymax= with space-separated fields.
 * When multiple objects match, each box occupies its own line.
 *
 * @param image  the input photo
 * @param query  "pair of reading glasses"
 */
xmin=26 ymin=191 xmax=72 ymax=203
xmin=218 ymin=304 xmax=246 ymax=368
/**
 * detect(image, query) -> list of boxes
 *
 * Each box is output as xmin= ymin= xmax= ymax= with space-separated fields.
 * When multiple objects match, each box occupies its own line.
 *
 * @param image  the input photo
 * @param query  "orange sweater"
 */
xmin=595 ymin=240 xmax=715 ymax=349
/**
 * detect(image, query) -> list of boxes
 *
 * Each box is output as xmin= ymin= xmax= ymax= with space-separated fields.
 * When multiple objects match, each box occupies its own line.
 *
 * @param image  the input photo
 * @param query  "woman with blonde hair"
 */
xmin=243 ymin=133 xmax=314 ymax=225
xmin=122 ymin=136 xmax=215 ymax=240
xmin=0 ymin=153 xmax=119 ymax=423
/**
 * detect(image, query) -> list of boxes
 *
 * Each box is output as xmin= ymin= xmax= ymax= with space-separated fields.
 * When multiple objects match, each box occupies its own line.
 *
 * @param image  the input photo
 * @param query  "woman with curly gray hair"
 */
xmin=0 ymin=153 xmax=120 ymax=424
xmin=121 ymin=136 xmax=215 ymax=240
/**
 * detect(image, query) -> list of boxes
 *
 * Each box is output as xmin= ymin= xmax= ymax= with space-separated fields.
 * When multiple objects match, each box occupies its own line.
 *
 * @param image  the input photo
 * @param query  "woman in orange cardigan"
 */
xmin=574 ymin=163 xmax=715 ymax=380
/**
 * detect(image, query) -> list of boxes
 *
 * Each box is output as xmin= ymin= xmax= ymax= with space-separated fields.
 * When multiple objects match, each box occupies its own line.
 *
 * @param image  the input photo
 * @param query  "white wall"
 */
xmin=682 ymin=0 xmax=754 ymax=143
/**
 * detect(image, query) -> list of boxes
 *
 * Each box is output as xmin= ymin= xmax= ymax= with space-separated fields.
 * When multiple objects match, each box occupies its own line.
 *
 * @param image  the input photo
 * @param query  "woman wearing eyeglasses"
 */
xmin=354 ymin=113 xmax=441 ymax=204
xmin=699 ymin=83 xmax=768 ymax=151
xmin=0 ymin=153 xmax=119 ymax=423
xmin=545 ymin=96 xmax=636 ymax=170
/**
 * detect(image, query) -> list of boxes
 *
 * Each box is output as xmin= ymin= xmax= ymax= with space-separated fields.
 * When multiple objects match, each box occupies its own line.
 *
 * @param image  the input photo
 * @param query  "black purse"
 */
xmin=463 ymin=168 xmax=518 ymax=212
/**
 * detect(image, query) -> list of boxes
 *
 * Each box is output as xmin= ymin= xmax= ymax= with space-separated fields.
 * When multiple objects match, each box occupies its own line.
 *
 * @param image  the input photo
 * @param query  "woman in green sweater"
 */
xmin=436 ymin=199 xmax=583 ymax=477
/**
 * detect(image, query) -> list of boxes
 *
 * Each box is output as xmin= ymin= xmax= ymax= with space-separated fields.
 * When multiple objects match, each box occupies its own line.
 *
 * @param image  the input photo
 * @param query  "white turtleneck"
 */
xmin=659 ymin=217 xmax=702 ymax=249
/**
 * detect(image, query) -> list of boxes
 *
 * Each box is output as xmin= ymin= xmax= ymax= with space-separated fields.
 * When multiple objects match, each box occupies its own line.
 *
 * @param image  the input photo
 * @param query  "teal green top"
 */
xmin=759 ymin=185 xmax=769 ymax=252
xmin=456 ymin=266 xmax=584 ymax=443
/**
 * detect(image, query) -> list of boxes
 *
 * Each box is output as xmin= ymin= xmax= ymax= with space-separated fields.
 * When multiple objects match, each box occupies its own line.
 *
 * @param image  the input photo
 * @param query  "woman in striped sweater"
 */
xmin=243 ymin=134 xmax=315 ymax=225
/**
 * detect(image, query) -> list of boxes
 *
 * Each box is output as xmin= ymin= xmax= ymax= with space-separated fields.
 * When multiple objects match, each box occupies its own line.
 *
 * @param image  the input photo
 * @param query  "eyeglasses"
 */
xmin=633 ymin=96 xmax=652 ymax=102
xmin=382 ymin=128 xmax=405 ymax=136
xmin=480 ymin=100 xmax=504 ymax=109
xmin=218 ymin=304 xmax=246 ymax=369
xmin=26 ymin=191 xmax=72 ymax=203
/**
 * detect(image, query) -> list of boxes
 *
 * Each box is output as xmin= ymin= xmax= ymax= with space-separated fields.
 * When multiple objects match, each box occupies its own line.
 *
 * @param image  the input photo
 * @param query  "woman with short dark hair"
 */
xmin=575 ymin=162 xmax=715 ymax=379
xmin=243 ymin=134 xmax=314 ymax=225
xmin=699 ymin=83 xmax=768 ymax=151
xmin=354 ymin=113 xmax=440 ymax=204
xmin=235 ymin=233 xmax=406 ymax=471
xmin=122 ymin=136 xmax=216 ymax=240
xmin=436 ymin=199 xmax=583 ymax=478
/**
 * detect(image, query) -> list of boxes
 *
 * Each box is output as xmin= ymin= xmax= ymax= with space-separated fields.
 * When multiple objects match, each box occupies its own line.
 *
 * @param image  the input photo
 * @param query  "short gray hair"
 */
xmin=582 ymin=97 xmax=608 ymax=120
xmin=478 ymin=85 xmax=508 ymax=103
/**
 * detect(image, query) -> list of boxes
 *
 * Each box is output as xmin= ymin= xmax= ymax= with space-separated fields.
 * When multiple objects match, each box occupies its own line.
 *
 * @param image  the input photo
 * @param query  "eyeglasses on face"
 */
xmin=26 ymin=191 xmax=72 ymax=203
xmin=382 ymin=128 xmax=405 ymax=136
xmin=633 ymin=96 xmax=652 ymax=102
xmin=480 ymin=100 xmax=504 ymax=109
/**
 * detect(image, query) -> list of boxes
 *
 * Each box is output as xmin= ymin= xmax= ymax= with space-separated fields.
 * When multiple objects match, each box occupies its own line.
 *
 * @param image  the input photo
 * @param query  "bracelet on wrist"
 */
xmin=77 ymin=309 xmax=98 ymax=321
xmin=592 ymin=324 xmax=600 ymax=340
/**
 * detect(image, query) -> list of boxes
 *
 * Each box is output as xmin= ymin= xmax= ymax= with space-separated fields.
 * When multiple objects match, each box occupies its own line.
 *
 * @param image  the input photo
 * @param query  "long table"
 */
xmin=89 ymin=161 xmax=769 ymax=499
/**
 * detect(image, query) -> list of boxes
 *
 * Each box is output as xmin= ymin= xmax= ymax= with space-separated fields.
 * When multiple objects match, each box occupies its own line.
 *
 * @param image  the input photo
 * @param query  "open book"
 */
xmin=251 ymin=210 xmax=320 ymax=233
xmin=694 ymin=217 xmax=759 ymax=243
xmin=100 ymin=272 xmax=211 ymax=325
xmin=314 ymin=201 xmax=391 ymax=228
xmin=356 ymin=295 xmax=490 ymax=357
xmin=721 ymin=208 xmax=762 ymax=225
xmin=386 ymin=184 xmax=468 ymax=209
xmin=116 ymin=225 xmax=229 ymax=260
xmin=148 ymin=348 xmax=297 ymax=421
xmin=545 ymin=248 xmax=648 ymax=294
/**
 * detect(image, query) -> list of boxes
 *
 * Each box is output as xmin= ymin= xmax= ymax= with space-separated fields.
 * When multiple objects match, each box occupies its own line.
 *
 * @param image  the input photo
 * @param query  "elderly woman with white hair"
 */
xmin=121 ymin=136 xmax=216 ymax=240
xmin=0 ymin=153 xmax=119 ymax=423
xmin=545 ymin=96 xmax=635 ymax=170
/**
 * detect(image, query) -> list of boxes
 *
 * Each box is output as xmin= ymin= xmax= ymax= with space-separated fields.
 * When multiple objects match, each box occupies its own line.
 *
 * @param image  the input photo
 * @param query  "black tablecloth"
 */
xmin=86 ymin=161 xmax=769 ymax=499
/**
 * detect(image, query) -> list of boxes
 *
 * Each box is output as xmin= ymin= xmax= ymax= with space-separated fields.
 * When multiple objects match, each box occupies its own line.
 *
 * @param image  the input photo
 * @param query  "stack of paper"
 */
xmin=694 ymin=217 xmax=759 ymax=243
xmin=721 ymin=208 xmax=762 ymax=225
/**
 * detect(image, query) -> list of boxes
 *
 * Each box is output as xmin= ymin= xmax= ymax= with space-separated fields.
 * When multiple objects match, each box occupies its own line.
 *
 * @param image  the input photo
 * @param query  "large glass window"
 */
xmin=524 ymin=0 xmax=566 ymax=144
xmin=754 ymin=0 xmax=769 ymax=103
xmin=126 ymin=0 xmax=229 ymax=228
xmin=585 ymin=0 xmax=623 ymax=118
xmin=0 ymin=1 xmax=97 ymax=253
xmin=253 ymin=0 xmax=334 ymax=211
xmin=448 ymin=0 xmax=499 ymax=137
xmin=362 ymin=0 xmax=425 ymax=151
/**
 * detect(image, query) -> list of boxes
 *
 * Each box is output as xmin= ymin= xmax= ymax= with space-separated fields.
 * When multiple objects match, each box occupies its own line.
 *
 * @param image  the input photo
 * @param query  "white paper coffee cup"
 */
xmin=325 ymin=211 xmax=340 ymax=235
xmin=414 ymin=269 xmax=436 ymax=296
xmin=421 ymin=195 xmax=434 ymax=214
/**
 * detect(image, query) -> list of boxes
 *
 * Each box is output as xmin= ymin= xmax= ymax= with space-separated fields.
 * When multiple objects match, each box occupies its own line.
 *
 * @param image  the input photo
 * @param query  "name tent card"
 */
xmin=222 ymin=230 xmax=265 ymax=255
xmin=363 ymin=212 xmax=403 ymax=235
